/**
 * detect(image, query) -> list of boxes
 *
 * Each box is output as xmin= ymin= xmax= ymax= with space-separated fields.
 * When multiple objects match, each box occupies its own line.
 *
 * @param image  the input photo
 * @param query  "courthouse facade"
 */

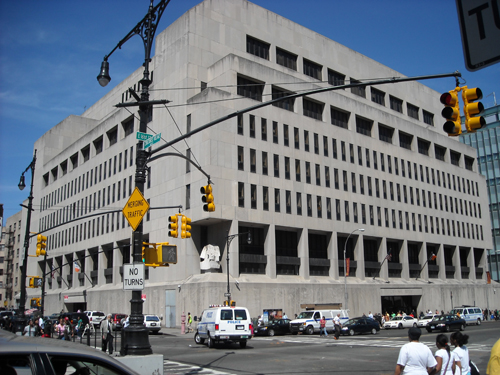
xmin=25 ymin=0 xmax=497 ymax=323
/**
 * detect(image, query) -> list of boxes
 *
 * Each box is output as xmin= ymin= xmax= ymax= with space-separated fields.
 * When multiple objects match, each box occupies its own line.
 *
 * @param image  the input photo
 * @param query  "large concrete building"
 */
xmin=24 ymin=0 xmax=498 ymax=324
xmin=1 ymin=211 xmax=23 ymax=309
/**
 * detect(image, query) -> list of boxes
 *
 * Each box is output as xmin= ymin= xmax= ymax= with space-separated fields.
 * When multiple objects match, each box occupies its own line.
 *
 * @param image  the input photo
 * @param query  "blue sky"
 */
xmin=0 ymin=0 xmax=499 ymax=219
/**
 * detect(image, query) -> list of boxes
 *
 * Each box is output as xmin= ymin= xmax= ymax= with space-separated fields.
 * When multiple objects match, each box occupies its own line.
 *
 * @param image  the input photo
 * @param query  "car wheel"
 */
xmin=460 ymin=324 xmax=465 ymax=331
xmin=349 ymin=329 xmax=355 ymax=336
xmin=207 ymin=334 xmax=214 ymax=348
xmin=477 ymin=319 xmax=481 ymax=326
xmin=268 ymin=329 xmax=275 ymax=337
xmin=413 ymin=323 xmax=417 ymax=328
xmin=305 ymin=325 xmax=314 ymax=335
xmin=445 ymin=325 xmax=450 ymax=332
xmin=398 ymin=323 xmax=403 ymax=329
xmin=371 ymin=328 xmax=377 ymax=335
xmin=195 ymin=332 xmax=205 ymax=345
xmin=240 ymin=340 xmax=247 ymax=348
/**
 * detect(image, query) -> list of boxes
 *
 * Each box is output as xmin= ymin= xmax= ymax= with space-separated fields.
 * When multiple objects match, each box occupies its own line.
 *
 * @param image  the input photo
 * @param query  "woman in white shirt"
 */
xmin=450 ymin=331 xmax=470 ymax=375
xmin=433 ymin=334 xmax=454 ymax=375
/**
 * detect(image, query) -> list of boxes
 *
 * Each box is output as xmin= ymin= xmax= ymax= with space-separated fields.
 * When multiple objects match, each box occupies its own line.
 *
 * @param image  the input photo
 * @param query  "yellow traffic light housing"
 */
xmin=462 ymin=86 xmax=485 ymax=133
xmin=440 ymin=88 xmax=462 ymax=136
xmin=36 ymin=234 xmax=47 ymax=257
xmin=181 ymin=215 xmax=192 ymax=239
xmin=29 ymin=277 xmax=35 ymax=288
xmin=30 ymin=297 xmax=41 ymax=308
xmin=168 ymin=215 xmax=178 ymax=238
xmin=142 ymin=242 xmax=177 ymax=268
xmin=28 ymin=276 xmax=42 ymax=288
xmin=201 ymin=184 xmax=215 ymax=212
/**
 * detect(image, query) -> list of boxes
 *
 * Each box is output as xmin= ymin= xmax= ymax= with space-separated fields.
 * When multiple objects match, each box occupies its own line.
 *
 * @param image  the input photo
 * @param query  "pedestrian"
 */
xmin=64 ymin=317 xmax=73 ymax=341
xmin=76 ymin=316 xmax=83 ymax=338
xmin=56 ymin=318 xmax=65 ymax=339
xmin=487 ymin=338 xmax=500 ymax=375
xmin=23 ymin=319 xmax=37 ymax=337
xmin=433 ymin=334 xmax=454 ymax=375
xmin=101 ymin=314 xmax=115 ymax=354
xmin=123 ymin=315 xmax=130 ymax=329
xmin=283 ymin=312 xmax=288 ymax=320
xmin=258 ymin=315 xmax=264 ymax=327
xmin=187 ymin=312 xmax=193 ymax=333
xmin=450 ymin=331 xmax=470 ymax=375
xmin=394 ymin=327 xmax=437 ymax=375
xmin=319 ymin=316 xmax=327 ymax=337
xmin=368 ymin=311 xmax=373 ymax=319
xmin=333 ymin=313 xmax=341 ymax=340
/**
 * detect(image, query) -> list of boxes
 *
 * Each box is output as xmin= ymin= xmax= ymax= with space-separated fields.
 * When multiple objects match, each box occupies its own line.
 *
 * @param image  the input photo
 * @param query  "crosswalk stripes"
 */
xmin=253 ymin=336 xmax=488 ymax=351
xmin=163 ymin=360 xmax=237 ymax=375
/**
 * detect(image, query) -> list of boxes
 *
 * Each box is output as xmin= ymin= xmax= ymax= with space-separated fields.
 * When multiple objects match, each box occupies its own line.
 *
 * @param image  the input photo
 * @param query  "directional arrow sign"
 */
xmin=136 ymin=131 xmax=153 ymax=141
xmin=144 ymin=132 xmax=161 ymax=148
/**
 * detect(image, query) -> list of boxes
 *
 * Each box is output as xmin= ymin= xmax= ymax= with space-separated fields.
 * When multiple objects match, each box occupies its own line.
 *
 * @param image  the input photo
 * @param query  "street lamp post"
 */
xmin=18 ymin=150 xmax=37 ymax=316
xmin=225 ymin=230 xmax=251 ymax=306
xmin=97 ymin=0 xmax=169 ymax=356
xmin=344 ymin=228 xmax=364 ymax=311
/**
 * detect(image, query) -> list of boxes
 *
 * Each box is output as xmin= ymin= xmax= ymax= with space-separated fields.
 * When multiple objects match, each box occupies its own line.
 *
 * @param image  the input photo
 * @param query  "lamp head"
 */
xmin=247 ymin=232 xmax=252 ymax=244
xmin=97 ymin=60 xmax=111 ymax=87
xmin=18 ymin=175 xmax=26 ymax=191
xmin=358 ymin=228 xmax=365 ymax=232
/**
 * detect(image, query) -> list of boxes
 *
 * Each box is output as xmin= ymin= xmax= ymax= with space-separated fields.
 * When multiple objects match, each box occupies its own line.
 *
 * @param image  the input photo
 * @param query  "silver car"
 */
xmin=0 ymin=329 xmax=139 ymax=375
xmin=384 ymin=316 xmax=418 ymax=329
xmin=417 ymin=314 xmax=440 ymax=327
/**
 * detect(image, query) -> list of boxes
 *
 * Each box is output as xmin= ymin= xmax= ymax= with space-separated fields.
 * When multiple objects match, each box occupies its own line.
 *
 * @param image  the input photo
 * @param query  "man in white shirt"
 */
xmin=333 ymin=314 xmax=342 ymax=340
xmin=101 ymin=314 xmax=115 ymax=354
xmin=394 ymin=327 xmax=437 ymax=375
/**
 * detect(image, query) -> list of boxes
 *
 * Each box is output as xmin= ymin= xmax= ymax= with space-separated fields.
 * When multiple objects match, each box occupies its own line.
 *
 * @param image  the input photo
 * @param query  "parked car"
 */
xmin=110 ymin=313 xmax=127 ymax=331
xmin=144 ymin=314 xmax=161 ymax=334
xmin=426 ymin=314 xmax=466 ymax=333
xmin=341 ymin=317 xmax=380 ymax=336
xmin=85 ymin=310 xmax=106 ymax=328
xmin=450 ymin=306 xmax=483 ymax=326
xmin=384 ymin=316 xmax=418 ymax=329
xmin=254 ymin=318 xmax=291 ymax=336
xmin=417 ymin=314 xmax=440 ymax=328
xmin=0 ymin=328 xmax=140 ymax=374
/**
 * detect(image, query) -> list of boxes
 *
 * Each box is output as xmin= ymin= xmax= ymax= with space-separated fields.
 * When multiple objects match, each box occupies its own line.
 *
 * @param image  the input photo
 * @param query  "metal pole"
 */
xmin=19 ymin=150 xmax=36 ymax=316
xmin=226 ymin=232 xmax=231 ymax=306
xmin=40 ymin=251 xmax=47 ymax=315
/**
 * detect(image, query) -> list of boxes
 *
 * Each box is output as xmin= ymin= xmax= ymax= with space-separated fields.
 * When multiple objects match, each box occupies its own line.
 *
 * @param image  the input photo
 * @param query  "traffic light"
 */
xmin=181 ymin=215 xmax=192 ymax=239
xmin=168 ymin=215 xmax=178 ymax=238
xmin=30 ymin=297 xmax=41 ymax=308
xmin=440 ymin=88 xmax=462 ymax=136
xmin=28 ymin=276 xmax=42 ymax=288
xmin=201 ymin=184 xmax=215 ymax=212
xmin=36 ymin=234 xmax=47 ymax=257
xmin=462 ymin=86 xmax=485 ymax=133
xmin=142 ymin=242 xmax=177 ymax=268
xmin=29 ymin=277 xmax=35 ymax=288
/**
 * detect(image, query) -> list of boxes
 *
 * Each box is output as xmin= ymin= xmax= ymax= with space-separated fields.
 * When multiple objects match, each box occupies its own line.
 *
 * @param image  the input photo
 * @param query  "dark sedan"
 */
xmin=426 ymin=314 xmax=466 ymax=333
xmin=341 ymin=317 xmax=380 ymax=336
xmin=254 ymin=318 xmax=292 ymax=336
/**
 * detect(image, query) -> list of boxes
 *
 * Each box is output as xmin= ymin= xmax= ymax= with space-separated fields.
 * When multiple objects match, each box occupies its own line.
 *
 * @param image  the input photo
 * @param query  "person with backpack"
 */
xmin=432 ymin=334 xmax=454 ymax=375
xmin=450 ymin=331 xmax=475 ymax=375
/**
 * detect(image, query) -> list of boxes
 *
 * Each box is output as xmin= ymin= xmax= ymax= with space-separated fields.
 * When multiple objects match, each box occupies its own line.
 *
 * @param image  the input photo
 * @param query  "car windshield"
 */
xmin=437 ymin=315 xmax=451 ymax=321
xmin=297 ymin=312 xmax=314 ymax=319
xmin=421 ymin=315 xmax=434 ymax=320
xmin=344 ymin=318 xmax=359 ymax=325
xmin=391 ymin=317 xmax=403 ymax=321
xmin=146 ymin=316 xmax=159 ymax=322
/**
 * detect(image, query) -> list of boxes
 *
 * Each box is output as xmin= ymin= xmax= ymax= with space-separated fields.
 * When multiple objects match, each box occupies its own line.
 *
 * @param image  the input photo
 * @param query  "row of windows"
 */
xmin=41 ymin=146 xmax=138 ymax=213
xmin=246 ymin=35 xmax=435 ymax=125
xmin=236 ymin=181 xmax=484 ymax=241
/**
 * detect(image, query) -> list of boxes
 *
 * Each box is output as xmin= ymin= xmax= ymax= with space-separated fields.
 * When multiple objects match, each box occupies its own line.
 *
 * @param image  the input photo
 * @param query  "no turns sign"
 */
xmin=123 ymin=263 xmax=145 ymax=291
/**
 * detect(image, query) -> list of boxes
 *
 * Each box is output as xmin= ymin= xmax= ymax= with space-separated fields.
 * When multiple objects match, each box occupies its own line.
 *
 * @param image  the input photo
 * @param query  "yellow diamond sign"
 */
xmin=123 ymin=187 xmax=150 ymax=231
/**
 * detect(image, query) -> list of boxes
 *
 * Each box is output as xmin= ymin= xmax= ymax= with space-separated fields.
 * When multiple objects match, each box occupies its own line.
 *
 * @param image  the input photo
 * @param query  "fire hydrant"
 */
xmin=181 ymin=312 xmax=186 ymax=335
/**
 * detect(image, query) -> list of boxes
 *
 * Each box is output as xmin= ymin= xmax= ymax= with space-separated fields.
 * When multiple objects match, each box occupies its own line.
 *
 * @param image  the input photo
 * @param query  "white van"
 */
xmin=194 ymin=306 xmax=252 ymax=348
xmin=450 ymin=306 xmax=483 ymax=326
xmin=290 ymin=309 xmax=349 ymax=335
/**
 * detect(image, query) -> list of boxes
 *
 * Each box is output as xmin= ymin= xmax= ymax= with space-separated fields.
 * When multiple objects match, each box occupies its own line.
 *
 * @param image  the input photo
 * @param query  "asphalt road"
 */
xmin=151 ymin=321 xmax=498 ymax=375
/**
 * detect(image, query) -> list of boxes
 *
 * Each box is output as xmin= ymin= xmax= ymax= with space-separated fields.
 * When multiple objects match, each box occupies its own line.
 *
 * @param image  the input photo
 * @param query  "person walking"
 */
xmin=319 ymin=316 xmax=328 ymax=337
xmin=333 ymin=314 xmax=342 ymax=340
xmin=450 ymin=331 xmax=470 ymax=375
xmin=22 ymin=319 xmax=37 ymax=337
xmin=56 ymin=318 xmax=65 ymax=339
xmin=64 ymin=318 xmax=73 ymax=341
xmin=394 ymin=327 xmax=437 ymax=375
xmin=187 ymin=312 xmax=193 ymax=333
xmin=101 ymin=314 xmax=115 ymax=355
xmin=432 ymin=334 xmax=454 ymax=375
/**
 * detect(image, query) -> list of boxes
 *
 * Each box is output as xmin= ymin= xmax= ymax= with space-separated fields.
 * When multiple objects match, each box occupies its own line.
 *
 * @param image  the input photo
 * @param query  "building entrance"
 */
xmin=381 ymin=295 xmax=420 ymax=315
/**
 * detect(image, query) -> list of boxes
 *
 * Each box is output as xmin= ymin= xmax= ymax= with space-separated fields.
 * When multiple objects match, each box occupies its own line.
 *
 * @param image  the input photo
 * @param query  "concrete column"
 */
xmin=380 ymin=238 xmax=388 ymax=280
xmin=298 ymin=228 xmax=309 ymax=280
xmin=468 ymin=246 xmax=476 ymax=281
xmin=355 ymin=234 xmax=365 ymax=281
xmin=437 ymin=243 xmax=445 ymax=281
xmin=453 ymin=245 xmax=462 ymax=281
xmin=265 ymin=224 xmax=276 ymax=279
xmin=226 ymin=220 xmax=240 ymax=279
xmin=419 ymin=242 xmax=428 ymax=282
xmin=328 ymin=231 xmax=339 ymax=280
xmin=113 ymin=242 xmax=120 ymax=284
xmin=401 ymin=240 xmax=409 ymax=280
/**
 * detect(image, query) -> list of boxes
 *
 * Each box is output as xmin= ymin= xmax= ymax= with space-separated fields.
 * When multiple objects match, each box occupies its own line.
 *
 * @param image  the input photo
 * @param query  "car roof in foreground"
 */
xmin=0 ymin=329 xmax=139 ymax=374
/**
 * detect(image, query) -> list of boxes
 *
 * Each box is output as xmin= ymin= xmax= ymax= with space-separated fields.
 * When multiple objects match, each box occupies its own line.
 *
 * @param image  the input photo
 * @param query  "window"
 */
xmin=465 ymin=156 xmax=474 ymax=171
xmin=356 ymin=116 xmax=372 ymax=136
xmin=249 ymin=115 xmax=255 ymax=138
xmin=325 ymin=166 xmax=330 ymax=187
xmin=247 ymin=35 xmax=270 ymax=60
xmin=315 ymin=164 xmax=321 ymax=185
xmin=303 ymin=58 xmax=322 ymax=80
xmin=272 ymin=86 xmax=295 ymax=111
xmin=423 ymin=110 xmax=434 ymax=126
xmin=286 ymin=190 xmax=292 ymax=214
xmin=331 ymin=106 xmax=349 ymax=129
xmin=435 ymin=145 xmax=446 ymax=161
xmin=237 ymin=114 xmax=243 ymax=135
xmin=417 ymin=138 xmax=430 ymax=156
xmin=274 ymin=154 xmax=280 ymax=177
xmin=328 ymin=69 xmax=345 ymax=86
xmin=350 ymin=78 xmax=365 ymax=98
xmin=307 ymin=194 xmax=313 ymax=217
xmin=250 ymin=149 xmax=256 ymax=173
xmin=107 ymin=126 xmax=118 ymax=146
xmin=371 ymin=88 xmax=385 ymax=106
xmin=399 ymin=131 xmax=413 ymax=150
xmin=70 ymin=153 xmax=78 ymax=169
xmin=261 ymin=118 xmax=267 ymax=140
xmin=262 ymin=152 xmax=268 ymax=175
xmin=306 ymin=162 xmax=311 ymax=183
xmin=251 ymin=184 xmax=257 ymax=209
xmin=304 ymin=130 xmax=310 ymax=152
xmin=296 ymin=192 xmax=302 ymax=215
xmin=273 ymin=121 xmax=279 ymax=143
xmin=93 ymin=137 xmax=103 ymax=155
xmin=303 ymin=98 xmax=324 ymax=120
xmin=314 ymin=133 xmax=319 ymax=154
xmin=407 ymin=103 xmax=419 ymax=120
xmin=238 ymin=182 xmax=244 ymax=207
xmin=263 ymin=186 xmax=269 ymax=211
xmin=450 ymin=151 xmax=461 ymax=166
xmin=122 ymin=117 xmax=134 ymax=136
xmin=285 ymin=157 xmax=290 ymax=179
xmin=237 ymin=75 xmax=264 ymax=101
xmin=323 ymin=136 xmax=329 ymax=156
xmin=390 ymin=95 xmax=403 ymax=113
xmin=294 ymin=127 xmax=299 ymax=149
xmin=60 ymin=160 xmax=67 ymax=176
xmin=276 ymin=47 xmax=297 ymax=70
xmin=283 ymin=124 xmax=289 ymax=146
xmin=275 ymin=189 xmax=281 ymax=212
xmin=378 ymin=124 xmax=394 ymax=143
xmin=238 ymin=146 xmax=244 ymax=170
xmin=295 ymin=159 xmax=301 ymax=181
